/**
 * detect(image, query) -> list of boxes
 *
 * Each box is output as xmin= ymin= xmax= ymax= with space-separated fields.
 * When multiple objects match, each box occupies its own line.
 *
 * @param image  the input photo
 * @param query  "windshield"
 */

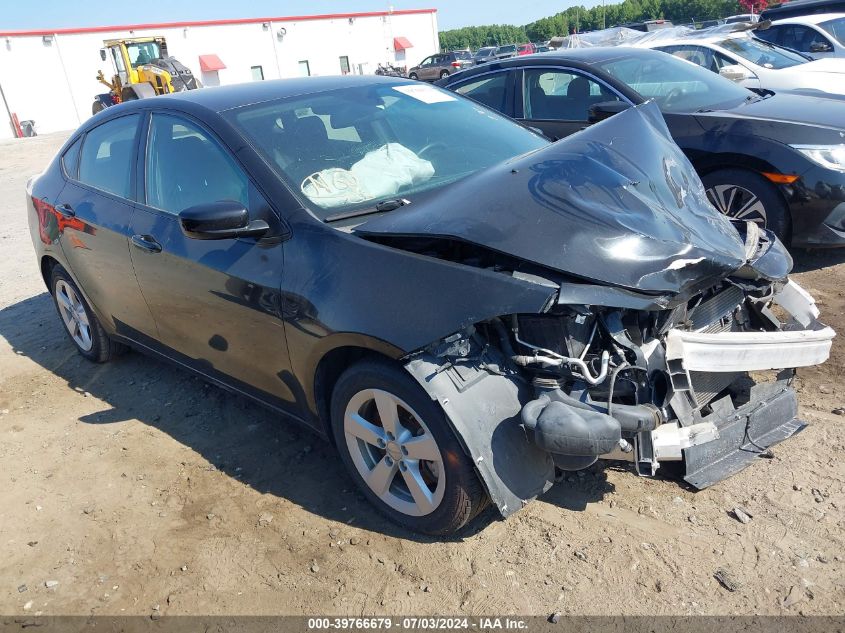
xmin=717 ymin=37 xmax=805 ymax=68
xmin=454 ymin=50 xmax=473 ymax=60
xmin=475 ymin=47 xmax=495 ymax=57
xmin=820 ymin=17 xmax=845 ymax=44
xmin=596 ymin=51 xmax=753 ymax=113
xmin=126 ymin=41 xmax=161 ymax=66
xmin=227 ymin=82 xmax=547 ymax=220
xmin=498 ymin=45 xmax=516 ymax=53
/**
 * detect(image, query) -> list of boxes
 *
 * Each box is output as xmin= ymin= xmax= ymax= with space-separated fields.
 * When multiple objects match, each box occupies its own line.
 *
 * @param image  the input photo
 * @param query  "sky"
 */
xmin=1 ymin=0 xmax=601 ymax=32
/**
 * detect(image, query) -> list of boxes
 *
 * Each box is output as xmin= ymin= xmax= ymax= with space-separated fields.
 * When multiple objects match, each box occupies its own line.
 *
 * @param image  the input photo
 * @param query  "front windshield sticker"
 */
xmin=393 ymin=84 xmax=457 ymax=104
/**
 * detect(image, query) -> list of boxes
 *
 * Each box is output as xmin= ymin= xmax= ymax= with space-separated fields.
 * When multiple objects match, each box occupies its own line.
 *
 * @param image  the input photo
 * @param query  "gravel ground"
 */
xmin=1 ymin=133 xmax=843 ymax=618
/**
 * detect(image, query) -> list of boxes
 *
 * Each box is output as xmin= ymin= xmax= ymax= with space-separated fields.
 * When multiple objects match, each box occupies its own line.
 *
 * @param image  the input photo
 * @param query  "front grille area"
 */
xmin=690 ymin=370 xmax=742 ymax=407
xmin=683 ymin=285 xmax=746 ymax=407
xmin=689 ymin=285 xmax=745 ymax=333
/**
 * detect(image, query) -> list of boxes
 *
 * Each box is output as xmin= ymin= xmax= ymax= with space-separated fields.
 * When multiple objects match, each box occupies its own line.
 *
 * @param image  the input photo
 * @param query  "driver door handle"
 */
xmin=55 ymin=203 xmax=75 ymax=218
xmin=131 ymin=234 xmax=162 ymax=253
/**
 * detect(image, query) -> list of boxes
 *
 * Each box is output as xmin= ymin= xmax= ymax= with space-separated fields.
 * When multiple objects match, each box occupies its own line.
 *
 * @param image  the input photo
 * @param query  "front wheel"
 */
xmin=408 ymin=72 xmax=419 ymax=80
xmin=50 ymin=265 xmax=124 ymax=363
xmin=330 ymin=359 xmax=488 ymax=534
xmin=702 ymin=168 xmax=790 ymax=242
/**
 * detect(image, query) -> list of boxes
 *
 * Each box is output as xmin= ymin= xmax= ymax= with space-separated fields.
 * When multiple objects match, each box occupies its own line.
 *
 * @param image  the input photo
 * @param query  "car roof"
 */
xmin=142 ymin=74 xmax=415 ymax=113
xmin=490 ymin=46 xmax=666 ymax=65
xmin=772 ymin=11 xmax=845 ymax=24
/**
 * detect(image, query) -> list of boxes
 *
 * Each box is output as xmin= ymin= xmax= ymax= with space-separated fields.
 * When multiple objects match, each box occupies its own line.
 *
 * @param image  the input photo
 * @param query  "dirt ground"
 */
xmin=1 ymin=132 xmax=843 ymax=618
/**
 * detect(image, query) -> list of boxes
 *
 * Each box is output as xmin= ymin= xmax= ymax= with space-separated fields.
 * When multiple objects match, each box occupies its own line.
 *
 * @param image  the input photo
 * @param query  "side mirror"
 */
xmin=809 ymin=41 xmax=833 ymax=53
xmin=719 ymin=64 xmax=754 ymax=81
xmin=587 ymin=101 xmax=632 ymax=124
xmin=179 ymin=201 xmax=269 ymax=240
xmin=100 ymin=49 xmax=107 ymax=61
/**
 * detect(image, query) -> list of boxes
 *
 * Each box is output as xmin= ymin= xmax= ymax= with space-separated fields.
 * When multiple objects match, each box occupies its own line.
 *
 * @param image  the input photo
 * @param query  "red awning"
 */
xmin=393 ymin=36 xmax=413 ymax=51
xmin=198 ymin=54 xmax=226 ymax=72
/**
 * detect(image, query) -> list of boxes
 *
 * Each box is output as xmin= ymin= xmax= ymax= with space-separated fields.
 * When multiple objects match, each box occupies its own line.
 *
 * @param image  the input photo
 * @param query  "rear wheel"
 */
xmin=702 ymin=168 xmax=790 ymax=242
xmin=50 ymin=265 xmax=124 ymax=363
xmin=439 ymin=70 xmax=450 ymax=79
xmin=330 ymin=359 xmax=488 ymax=534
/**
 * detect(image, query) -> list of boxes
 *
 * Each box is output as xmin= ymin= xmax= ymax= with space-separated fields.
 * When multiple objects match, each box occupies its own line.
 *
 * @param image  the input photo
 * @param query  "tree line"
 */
xmin=438 ymin=0 xmax=745 ymax=50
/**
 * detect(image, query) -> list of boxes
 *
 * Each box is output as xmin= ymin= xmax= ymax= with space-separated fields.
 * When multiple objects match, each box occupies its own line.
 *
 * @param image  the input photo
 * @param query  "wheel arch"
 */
xmin=40 ymin=254 xmax=61 ymax=290
xmin=312 ymin=340 xmax=406 ymax=443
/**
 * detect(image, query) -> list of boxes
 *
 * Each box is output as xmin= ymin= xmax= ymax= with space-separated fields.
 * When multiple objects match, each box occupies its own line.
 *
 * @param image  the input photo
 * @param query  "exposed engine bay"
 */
xmin=399 ymin=228 xmax=834 ymax=517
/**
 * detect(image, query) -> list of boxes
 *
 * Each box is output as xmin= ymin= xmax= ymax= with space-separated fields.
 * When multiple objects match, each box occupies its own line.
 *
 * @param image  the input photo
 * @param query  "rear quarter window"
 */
xmin=61 ymin=137 xmax=82 ymax=179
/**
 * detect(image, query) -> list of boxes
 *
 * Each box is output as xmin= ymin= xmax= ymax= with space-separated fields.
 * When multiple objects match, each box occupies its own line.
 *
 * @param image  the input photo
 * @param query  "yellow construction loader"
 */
xmin=93 ymin=36 xmax=199 ymax=114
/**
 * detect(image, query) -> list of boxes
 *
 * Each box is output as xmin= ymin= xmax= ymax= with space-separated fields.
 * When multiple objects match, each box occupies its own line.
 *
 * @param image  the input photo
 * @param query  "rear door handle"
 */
xmin=131 ymin=234 xmax=162 ymax=253
xmin=55 ymin=203 xmax=75 ymax=218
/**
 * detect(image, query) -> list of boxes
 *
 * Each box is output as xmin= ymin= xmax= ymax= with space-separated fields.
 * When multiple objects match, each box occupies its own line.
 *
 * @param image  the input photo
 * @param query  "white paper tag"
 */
xmin=393 ymin=84 xmax=457 ymax=104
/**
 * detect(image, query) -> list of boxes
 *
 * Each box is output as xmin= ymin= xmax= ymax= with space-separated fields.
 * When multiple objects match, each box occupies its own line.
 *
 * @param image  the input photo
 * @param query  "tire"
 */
xmin=50 ymin=265 xmax=124 ymax=363
xmin=439 ymin=70 xmax=450 ymax=79
xmin=330 ymin=359 xmax=488 ymax=535
xmin=701 ymin=168 xmax=790 ymax=242
xmin=409 ymin=72 xmax=419 ymax=80
xmin=91 ymin=101 xmax=106 ymax=115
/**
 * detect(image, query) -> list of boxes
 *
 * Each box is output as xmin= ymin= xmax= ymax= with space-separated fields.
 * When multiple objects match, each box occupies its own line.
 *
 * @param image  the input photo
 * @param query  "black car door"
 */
xmin=54 ymin=113 xmax=158 ymax=339
xmin=516 ymin=67 xmax=625 ymax=141
xmin=128 ymin=111 xmax=297 ymax=410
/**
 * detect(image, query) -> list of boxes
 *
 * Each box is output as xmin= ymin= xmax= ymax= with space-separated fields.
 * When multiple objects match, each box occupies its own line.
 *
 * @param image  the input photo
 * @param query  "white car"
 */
xmin=756 ymin=13 xmax=845 ymax=58
xmin=641 ymin=31 xmax=845 ymax=97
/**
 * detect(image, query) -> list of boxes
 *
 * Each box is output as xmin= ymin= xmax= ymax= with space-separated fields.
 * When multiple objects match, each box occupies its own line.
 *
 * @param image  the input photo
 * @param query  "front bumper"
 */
xmin=682 ymin=377 xmax=804 ymax=489
xmin=664 ymin=325 xmax=835 ymax=372
xmin=783 ymin=165 xmax=845 ymax=247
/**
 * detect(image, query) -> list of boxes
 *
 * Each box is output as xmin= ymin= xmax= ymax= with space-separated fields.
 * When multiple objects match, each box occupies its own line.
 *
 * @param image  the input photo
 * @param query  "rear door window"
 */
xmin=523 ymin=69 xmax=621 ymax=121
xmin=78 ymin=114 xmax=140 ymax=199
xmin=453 ymin=72 xmax=510 ymax=114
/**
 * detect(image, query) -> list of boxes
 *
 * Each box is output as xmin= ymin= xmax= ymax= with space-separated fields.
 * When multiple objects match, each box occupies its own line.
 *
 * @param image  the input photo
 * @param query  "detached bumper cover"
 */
xmin=665 ymin=325 xmax=835 ymax=372
xmin=683 ymin=380 xmax=804 ymax=489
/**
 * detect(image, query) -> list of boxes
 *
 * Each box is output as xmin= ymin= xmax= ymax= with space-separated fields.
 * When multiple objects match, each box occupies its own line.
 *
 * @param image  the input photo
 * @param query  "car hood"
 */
xmin=357 ymin=102 xmax=749 ymax=296
xmin=802 ymin=57 xmax=845 ymax=73
xmin=719 ymin=92 xmax=845 ymax=130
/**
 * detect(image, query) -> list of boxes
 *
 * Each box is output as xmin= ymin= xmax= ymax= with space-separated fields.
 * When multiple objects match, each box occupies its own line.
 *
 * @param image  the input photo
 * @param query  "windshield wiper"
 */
xmin=324 ymin=198 xmax=410 ymax=222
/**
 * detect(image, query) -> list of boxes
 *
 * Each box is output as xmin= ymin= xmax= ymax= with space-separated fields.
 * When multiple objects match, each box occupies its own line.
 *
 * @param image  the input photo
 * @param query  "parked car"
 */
xmin=473 ymin=46 xmax=498 ymax=64
xmin=642 ymin=31 xmax=845 ymax=97
xmin=621 ymin=19 xmax=675 ymax=31
xmin=725 ymin=14 xmax=760 ymax=24
xmin=408 ymin=51 xmax=473 ymax=81
xmin=27 ymin=76 xmax=833 ymax=534
xmin=762 ymin=0 xmax=845 ymax=21
xmin=756 ymin=13 xmax=845 ymax=57
xmin=439 ymin=47 xmax=845 ymax=246
xmin=517 ymin=43 xmax=536 ymax=55
xmin=494 ymin=44 xmax=518 ymax=59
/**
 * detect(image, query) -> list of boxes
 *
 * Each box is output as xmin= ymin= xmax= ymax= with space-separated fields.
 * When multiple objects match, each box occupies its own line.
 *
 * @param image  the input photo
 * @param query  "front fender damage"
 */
xmin=404 ymin=352 xmax=555 ymax=518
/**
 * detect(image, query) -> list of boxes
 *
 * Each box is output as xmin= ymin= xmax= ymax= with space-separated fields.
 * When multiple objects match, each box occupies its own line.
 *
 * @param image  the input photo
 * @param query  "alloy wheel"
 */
xmin=55 ymin=280 xmax=93 ymax=351
xmin=343 ymin=388 xmax=445 ymax=517
xmin=705 ymin=183 xmax=767 ymax=226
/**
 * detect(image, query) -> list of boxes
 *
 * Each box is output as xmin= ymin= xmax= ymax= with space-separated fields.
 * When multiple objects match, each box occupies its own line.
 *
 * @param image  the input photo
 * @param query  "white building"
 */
xmin=0 ymin=8 xmax=439 ymax=139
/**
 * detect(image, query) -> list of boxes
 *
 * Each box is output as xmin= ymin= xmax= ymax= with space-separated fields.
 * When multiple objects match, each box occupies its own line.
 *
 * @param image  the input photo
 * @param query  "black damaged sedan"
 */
xmin=28 ymin=76 xmax=834 ymax=534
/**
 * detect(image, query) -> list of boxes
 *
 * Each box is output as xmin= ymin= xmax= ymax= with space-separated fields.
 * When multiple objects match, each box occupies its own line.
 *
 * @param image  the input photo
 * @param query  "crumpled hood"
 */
xmin=357 ymin=102 xmax=749 ymax=295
